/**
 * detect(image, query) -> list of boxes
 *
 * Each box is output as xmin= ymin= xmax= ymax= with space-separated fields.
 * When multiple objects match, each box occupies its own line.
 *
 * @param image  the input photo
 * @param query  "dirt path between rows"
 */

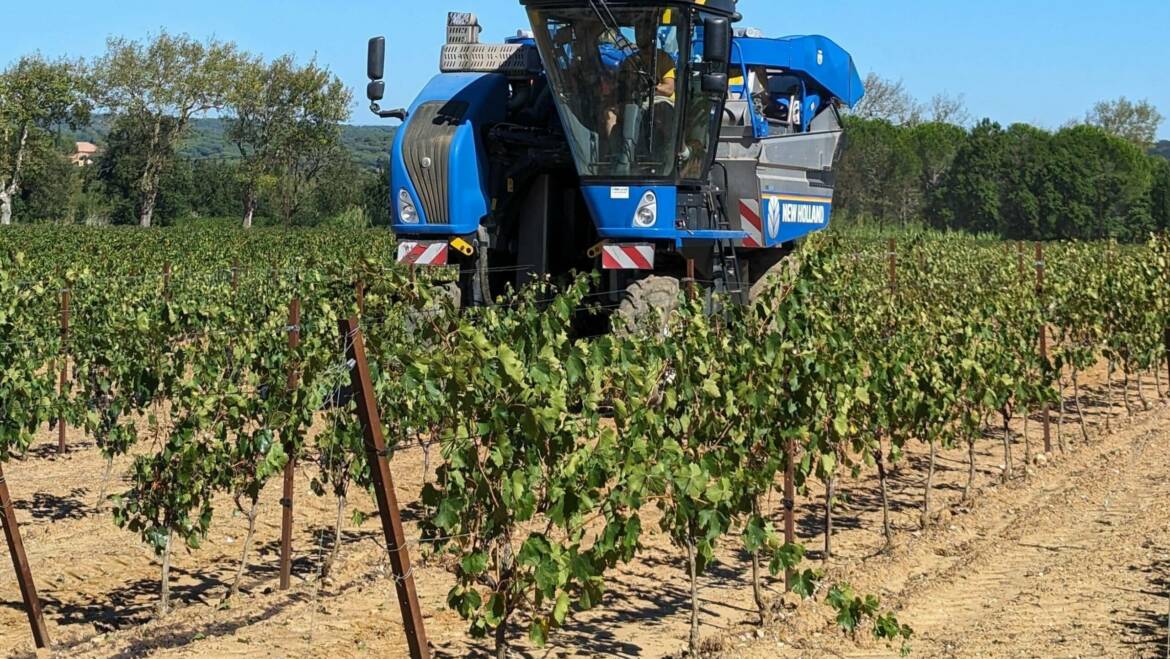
xmin=731 ymin=393 xmax=1170 ymax=658
xmin=0 ymin=369 xmax=1167 ymax=658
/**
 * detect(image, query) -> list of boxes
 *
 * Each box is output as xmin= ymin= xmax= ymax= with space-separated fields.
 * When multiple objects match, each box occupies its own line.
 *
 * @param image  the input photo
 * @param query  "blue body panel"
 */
xmin=390 ymin=72 xmax=509 ymax=236
xmin=731 ymin=35 xmax=865 ymax=108
xmin=581 ymin=184 xmax=746 ymax=245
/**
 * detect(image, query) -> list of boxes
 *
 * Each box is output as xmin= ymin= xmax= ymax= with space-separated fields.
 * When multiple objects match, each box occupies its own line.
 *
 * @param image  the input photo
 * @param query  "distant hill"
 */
xmin=65 ymin=116 xmax=396 ymax=169
xmin=1155 ymin=140 xmax=1170 ymax=160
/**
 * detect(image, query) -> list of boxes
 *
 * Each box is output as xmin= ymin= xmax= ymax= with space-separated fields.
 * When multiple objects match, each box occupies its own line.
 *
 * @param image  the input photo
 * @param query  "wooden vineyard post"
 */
xmin=1036 ymin=243 xmax=1052 ymax=455
xmin=783 ymin=439 xmax=796 ymax=592
xmin=0 ymin=463 xmax=50 ymax=648
xmin=230 ymin=259 xmax=240 ymax=293
xmin=57 ymin=288 xmax=70 ymax=454
xmin=355 ymin=279 xmax=366 ymax=315
xmin=279 ymin=298 xmax=301 ymax=591
xmin=340 ymin=317 xmax=431 ymax=659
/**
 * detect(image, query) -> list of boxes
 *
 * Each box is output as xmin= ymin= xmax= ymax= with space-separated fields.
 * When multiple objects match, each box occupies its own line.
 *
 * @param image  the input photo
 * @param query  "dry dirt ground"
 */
xmin=1 ymin=367 xmax=1169 ymax=659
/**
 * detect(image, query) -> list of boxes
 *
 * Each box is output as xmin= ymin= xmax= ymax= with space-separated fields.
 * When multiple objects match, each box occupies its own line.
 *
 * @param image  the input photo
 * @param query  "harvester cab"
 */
xmin=366 ymin=0 xmax=863 ymax=318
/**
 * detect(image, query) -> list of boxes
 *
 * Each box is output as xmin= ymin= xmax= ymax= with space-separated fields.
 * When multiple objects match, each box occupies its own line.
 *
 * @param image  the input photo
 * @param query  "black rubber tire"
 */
xmin=615 ymin=275 xmax=681 ymax=336
xmin=745 ymin=248 xmax=799 ymax=302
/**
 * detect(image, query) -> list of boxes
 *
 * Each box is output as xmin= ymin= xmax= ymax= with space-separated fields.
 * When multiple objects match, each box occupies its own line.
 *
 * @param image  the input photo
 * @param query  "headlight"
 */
xmin=398 ymin=189 xmax=418 ymax=224
xmin=633 ymin=190 xmax=657 ymax=228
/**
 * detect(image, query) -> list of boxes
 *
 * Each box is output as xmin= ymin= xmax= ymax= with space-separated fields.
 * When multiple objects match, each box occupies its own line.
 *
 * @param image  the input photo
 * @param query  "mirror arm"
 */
xmin=370 ymin=102 xmax=408 ymax=121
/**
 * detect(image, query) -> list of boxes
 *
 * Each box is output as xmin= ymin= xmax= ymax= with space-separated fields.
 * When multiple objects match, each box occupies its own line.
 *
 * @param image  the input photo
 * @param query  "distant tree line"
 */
xmin=3 ymin=44 xmax=1168 ymax=239
xmin=0 ymin=32 xmax=391 ymax=229
xmin=837 ymin=74 xmax=1169 ymax=241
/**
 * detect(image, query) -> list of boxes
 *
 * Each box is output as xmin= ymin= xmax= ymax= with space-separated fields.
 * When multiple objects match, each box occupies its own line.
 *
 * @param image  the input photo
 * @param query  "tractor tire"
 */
xmin=615 ymin=275 xmax=681 ymax=336
xmin=746 ymin=249 xmax=800 ymax=302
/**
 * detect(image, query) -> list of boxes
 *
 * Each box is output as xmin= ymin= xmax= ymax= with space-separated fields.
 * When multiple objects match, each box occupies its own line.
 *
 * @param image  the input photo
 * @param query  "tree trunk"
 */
xmin=1022 ymin=409 xmax=1032 ymax=473
xmin=1122 ymin=369 xmax=1134 ymax=416
xmin=242 ymin=190 xmax=256 ymax=229
xmin=750 ymin=498 xmax=766 ymax=624
xmin=1106 ymin=361 xmax=1115 ymax=432
xmin=493 ymin=544 xmax=514 ymax=659
xmin=1137 ymin=369 xmax=1151 ymax=411
xmin=227 ymin=500 xmax=260 ymax=600
xmin=750 ymin=548 xmax=766 ymax=625
xmin=139 ymin=183 xmax=159 ymax=228
xmin=95 ymin=457 xmax=114 ymax=511
xmin=159 ymin=531 xmax=174 ymax=616
xmin=0 ymin=190 xmax=12 ymax=226
xmin=321 ymin=495 xmax=346 ymax=580
xmin=138 ymin=119 xmax=165 ymax=228
xmin=687 ymin=536 xmax=701 ymax=656
xmin=1057 ymin=379 xmax=1067 ymax=453
xmin=783 ymin=439 xmax=796 ymax=592
xmin=963 ymin=436 xmax=976 ymax=502
xmin=1 ymin=124 xmax=31 ymax=226
xmin=1001 ymin=415 xmax=1013 ymax=482
xmin=874 ymin=444 xmax=893 ymax=550
xmin=823 ymin=477 xmax=835 ymax=560
xmin=1073 ymin=370 xmax=1090 ymax=443
xmin=494 ymin=605 xmax=510 ymax=659
xmin=921 ymin=441 xmax=936 ymax=529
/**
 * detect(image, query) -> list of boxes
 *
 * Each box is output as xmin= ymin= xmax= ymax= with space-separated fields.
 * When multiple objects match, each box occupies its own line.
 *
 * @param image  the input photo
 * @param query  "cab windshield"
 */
xmin=529 ymin=6 xmax=684 ymax=179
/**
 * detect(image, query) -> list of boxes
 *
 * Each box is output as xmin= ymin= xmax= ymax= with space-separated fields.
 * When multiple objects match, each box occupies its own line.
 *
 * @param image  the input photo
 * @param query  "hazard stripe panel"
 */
xmin=396 ymin=241 xmax=449 ymax=266
xmin=601 ymin=244 xmax=655 ymax=270
xmin=739 ymin=199 xmax=763 ymax=248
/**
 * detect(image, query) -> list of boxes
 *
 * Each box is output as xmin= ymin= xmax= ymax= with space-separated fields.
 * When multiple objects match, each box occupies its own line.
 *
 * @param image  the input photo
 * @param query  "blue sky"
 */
xmin=3 ymin=0 xmax=1168 ymax=139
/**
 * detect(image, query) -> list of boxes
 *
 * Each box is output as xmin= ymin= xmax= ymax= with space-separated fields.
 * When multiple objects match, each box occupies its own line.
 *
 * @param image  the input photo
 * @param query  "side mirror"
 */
xmin=368 ymin=37 xmax=386 ymax=80
xmin=702 ymin=17 xmax=730 ymax=65
xmin=701 ymin=73 xmax=729 ymax=94
xmin=367 ymin=80 xmax=386 ymax=102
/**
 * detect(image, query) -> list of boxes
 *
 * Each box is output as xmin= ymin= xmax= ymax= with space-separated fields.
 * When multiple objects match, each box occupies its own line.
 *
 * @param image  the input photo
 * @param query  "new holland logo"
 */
xmin=782 ymin=203 xmax=827 ymax=225
xmin=767 ymin=199 xmax=781 ymax=239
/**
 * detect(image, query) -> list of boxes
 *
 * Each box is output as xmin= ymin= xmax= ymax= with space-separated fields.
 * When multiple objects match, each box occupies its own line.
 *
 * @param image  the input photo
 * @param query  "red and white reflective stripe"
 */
xmin=739 ymin=199 xmax=763 ymax=248
xmin=601 ymin=244 xmax=655 ymax=270
xmin=396 ymin=241 xmax=449 ymax=266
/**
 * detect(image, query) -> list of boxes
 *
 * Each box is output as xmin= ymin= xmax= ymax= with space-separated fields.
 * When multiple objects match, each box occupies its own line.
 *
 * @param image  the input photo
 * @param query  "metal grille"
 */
xmin=402 ymin=101 xmax=465 ymax=224
xmin=440 ymin=44 xmax=540 ymax=76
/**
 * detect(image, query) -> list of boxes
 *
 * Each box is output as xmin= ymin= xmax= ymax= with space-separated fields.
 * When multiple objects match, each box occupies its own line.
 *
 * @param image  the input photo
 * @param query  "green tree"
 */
xmin=997 ymin=123 xmax=1054 ymax=239
xmin=227 ymin=55 xmax=351 ymax=227
xmin=836 ymin=117 xmax=920 ymax=227
xmin=91 ymin=31 xmax=246 ymax=227
xmin=188 ymin=159 xmax=243 ymax=219
xmin=1047 ymin=125 xmax=1155 ymax=240
xmin=96 ymin=114 xmax=194 ymax=226
xmin=932 ymin=120 xmax=1006 ymax=233
xmin=13 ymin=134 xmax=77 ymax=223
xmin=1085 ymin=97 xmax=1164 ymax=150
xmin=1151 ymin=157 xmax=1170 ymax=232
xmin=0 ymin=55 xmax=90 ymax=225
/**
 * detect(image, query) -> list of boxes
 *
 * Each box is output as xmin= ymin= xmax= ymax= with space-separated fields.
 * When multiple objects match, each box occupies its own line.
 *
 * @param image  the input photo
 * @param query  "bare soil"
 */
xmin=1 ymin=365 xmax=1168 ymax=658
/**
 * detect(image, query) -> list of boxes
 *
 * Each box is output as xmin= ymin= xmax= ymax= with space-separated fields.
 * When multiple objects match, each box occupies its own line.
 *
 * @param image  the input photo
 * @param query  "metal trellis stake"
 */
xmin=279 ymin=298 xmax=301 ymax=591
xmin=340 ymin=316 xmax=430 ymax=659
xmin=0 ymin=463 xmax=50 ymax=648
